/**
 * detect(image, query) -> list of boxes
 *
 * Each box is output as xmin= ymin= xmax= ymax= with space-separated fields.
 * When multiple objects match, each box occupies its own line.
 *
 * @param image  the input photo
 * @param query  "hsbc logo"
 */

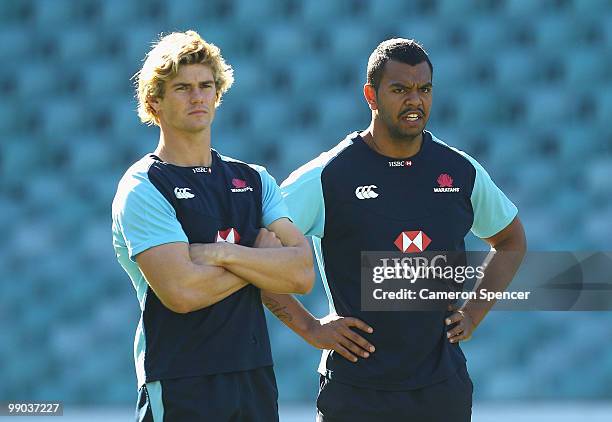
xmin=394 ymin=230 xmax=432 ymax=253
xmin=216 ymin=228 xmax=240 ymax=244
xmin=192 ymin=167 xmax=211 ymax=174
xmin=388 ymin=160 xmax=413 ymax=167
xmin=355 ymin=185 xmax=379 ymax=200
xmin=174 ymin=187 xmax=194 ymax=199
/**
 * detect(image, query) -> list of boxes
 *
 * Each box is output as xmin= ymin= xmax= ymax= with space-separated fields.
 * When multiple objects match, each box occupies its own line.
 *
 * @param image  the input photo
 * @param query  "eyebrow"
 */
xmin=389 ymin=82 xmax=433 ymax=89
xmin=171 ymin=80 xmax=215 ymax=88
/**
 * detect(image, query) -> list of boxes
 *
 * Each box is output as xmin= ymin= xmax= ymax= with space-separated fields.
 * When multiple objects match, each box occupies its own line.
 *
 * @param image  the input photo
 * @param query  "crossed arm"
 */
xmin=136 ymin=218 xmax=314 ymax=314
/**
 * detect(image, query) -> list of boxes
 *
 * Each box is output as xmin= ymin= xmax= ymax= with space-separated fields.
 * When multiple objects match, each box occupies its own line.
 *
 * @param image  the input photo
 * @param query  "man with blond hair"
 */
xmin=111 ymin=30 xmax=315 ymax=421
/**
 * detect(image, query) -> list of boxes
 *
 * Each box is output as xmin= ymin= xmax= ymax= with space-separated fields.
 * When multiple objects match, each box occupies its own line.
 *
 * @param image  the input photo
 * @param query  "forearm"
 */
xmin=218 ymin=243 xmax=313 ymax=294
xmin=261 ymin=291 xmax=318 ymax=341
xmin=177 ymin=263 xmax=249 ymax=312
xmin=462 ymin=245 xmax=526 ymax=326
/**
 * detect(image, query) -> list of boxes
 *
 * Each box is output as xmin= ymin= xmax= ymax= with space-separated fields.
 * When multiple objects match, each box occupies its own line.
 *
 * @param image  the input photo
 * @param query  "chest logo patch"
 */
xmin=394 ymin=230 xmax=432 ymax=253
xmin=231 ymin=178 xmax=254 ymax=193
xmin=355 ymin=185 xmax=379 ymax=200
xmin=388 ymin=160 xmax=413 ymax=168
xmin=216 ymin=228 xmax=241 ymax=244
xmin=174 ymin=187 xmax=195 ymax=199
xmin=433 ymin=174 xmax=460 ymax=193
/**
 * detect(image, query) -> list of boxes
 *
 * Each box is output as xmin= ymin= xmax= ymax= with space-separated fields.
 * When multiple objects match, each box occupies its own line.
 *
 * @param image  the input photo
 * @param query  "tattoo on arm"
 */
xmin=262 ymin=295 xmax=293 ymax=323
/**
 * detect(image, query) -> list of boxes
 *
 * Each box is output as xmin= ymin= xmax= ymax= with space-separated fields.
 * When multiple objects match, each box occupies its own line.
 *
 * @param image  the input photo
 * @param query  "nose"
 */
xmin=403 ymin=90 xmax=421 ymax=108
xmin=191 ymin=88 xmax=205 ymax=103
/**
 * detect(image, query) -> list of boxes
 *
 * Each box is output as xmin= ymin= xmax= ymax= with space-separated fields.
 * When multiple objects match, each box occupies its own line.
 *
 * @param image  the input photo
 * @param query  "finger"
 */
xmin=338 ymin=337 xmax=370 ymax=359
xmin=334 ymin=344 xmax=359 ymax=363
xmin=445 ymin=312 xmax=464 ymax=326
xmin=446 ymin=323 xmax=465 ymax=338
xmin=343 ymin=317 xmax=374 ymax=334
xmin=449 ymin=330 xmax=471 ymax=343
xmin=341 ymin=328 xmax=375 ymax=354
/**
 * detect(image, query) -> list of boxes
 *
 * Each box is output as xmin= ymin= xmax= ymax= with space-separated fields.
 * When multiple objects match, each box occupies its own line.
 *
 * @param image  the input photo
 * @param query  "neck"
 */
xmin=154 ymin=126 xmax=212 ymax=167
xmin=362 ymin=119 xmax=423 ymax=159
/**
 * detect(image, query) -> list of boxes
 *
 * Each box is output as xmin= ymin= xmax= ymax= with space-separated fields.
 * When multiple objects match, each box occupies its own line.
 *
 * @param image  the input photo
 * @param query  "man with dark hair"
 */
xmin=264 ymin=38 xmax=526 ymax=421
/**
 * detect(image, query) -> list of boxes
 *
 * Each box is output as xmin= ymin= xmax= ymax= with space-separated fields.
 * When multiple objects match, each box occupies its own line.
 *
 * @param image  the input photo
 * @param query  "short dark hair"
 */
xmin=367 ymin=38 xmax=433 ymax=90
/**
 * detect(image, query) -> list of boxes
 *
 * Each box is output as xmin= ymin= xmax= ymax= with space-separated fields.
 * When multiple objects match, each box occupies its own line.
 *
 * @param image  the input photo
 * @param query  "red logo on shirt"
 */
xmin=216 ymin=228 xmax=241 ymax=244
xmin=232 ymin=178 xmax=247 ymax=188
xmin=434 ymin=173 xmax=460 ymax=193
xmin=437 ymin=173 xmax=454 ymax=188
xmin=394 ymin=231 xmax=431 ymax=253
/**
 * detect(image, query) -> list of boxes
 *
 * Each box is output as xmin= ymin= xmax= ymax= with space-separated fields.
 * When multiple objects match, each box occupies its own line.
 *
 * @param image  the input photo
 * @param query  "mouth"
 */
xmin=399 ymin=110 xmax=423 ymax=122
xmin=188 ymin=110 xmax=208 ymax=115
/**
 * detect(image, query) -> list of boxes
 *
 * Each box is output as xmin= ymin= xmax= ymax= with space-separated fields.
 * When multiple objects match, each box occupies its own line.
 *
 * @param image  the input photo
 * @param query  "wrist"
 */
xmin=299 ymin=316 xmax=320 ymax=340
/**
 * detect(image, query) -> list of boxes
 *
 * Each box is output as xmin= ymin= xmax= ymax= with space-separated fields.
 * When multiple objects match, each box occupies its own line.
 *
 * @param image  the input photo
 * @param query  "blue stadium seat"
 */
xmin=317 ymin=90 xmax=368 ymax=136
xmin=524 ymin=88 xmax=570 ymax=127
xmin=0 ymin=1 xmax=29 ymax=24
xmin=563 ymin=48 xmax=612 ymax=84
xmin=164 ymin=0 xmax=217 ymax=28
xmin=586 ymin=157 xmax=612 ymax=198
xmin=64 ymin=134 xmax=115 ymax=174
xmin=259 ymin=23 xmax=310 ymax=62
xmin=107 ymin=95 xmax=145 ymax=135
xmin=54 ymin=26 xmax=105 ymax=61
xmin=365 ymin=0 xmax=410 ymax=23
xmin=79 ymin=60 xmax=132 ymax=97
xmin=0 ymin=25 xmax=29 ymax=62
xmin=453 ymin=89 xmax=509 ymax=126
xmin=531 ymin=14 xmax=586 ymax=52
xmin=284 ymin=57 xmax=331 ymax=95
xmin=40 ymin=97 xmax=88 ymax=137
xmin=431 ymin=51 xmax=480 ymax=93
xmin=32 ymin=0 xmax=78 ymax=27
xmin=465 ymin=16 xmax=515 ymax=51
xmin=502 ymin=0 xmax=561 ymax=17
xmin=493 ymin=49 xmax=540 ymax=86
xmin=1 ymin=139 xmax=43 ymax=190
xmin=231 ymin=0 xmax=287 ymax=24
xmin=97 ymin=0 xmax=146 ymax=27
xmin=300 ymin=0 xmax=351 ymax=25
xmin=280 ymin=131 xmax=332 ymax=172
xmin=0 ymin=100 xmax=20 ymax=133
xmin=324 ymin=21 xmax=380 ymax=63
xmin=396 ymin=20 xmax=448 ymax=53
xmin=243 ymin=95 xmax=296 ymax=134
xmin=595 ymin=89 xmax=612 ymax=124
xmin=114 ymin=25 xmax=162 ymax=64
xmin=13 ymin=61 xmax=64 ymax=99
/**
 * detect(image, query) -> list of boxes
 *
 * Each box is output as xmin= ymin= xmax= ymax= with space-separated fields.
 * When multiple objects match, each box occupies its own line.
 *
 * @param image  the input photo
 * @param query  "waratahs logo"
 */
xmin=434 ymin=173 xmax=460 ymax=192
xmin=231 ymin=178 xmax=254 ymax=192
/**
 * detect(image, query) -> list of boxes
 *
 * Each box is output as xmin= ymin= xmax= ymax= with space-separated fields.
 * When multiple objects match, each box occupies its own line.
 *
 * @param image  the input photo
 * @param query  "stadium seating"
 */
xmin=2 ymin=0 xmax=611 ymax=407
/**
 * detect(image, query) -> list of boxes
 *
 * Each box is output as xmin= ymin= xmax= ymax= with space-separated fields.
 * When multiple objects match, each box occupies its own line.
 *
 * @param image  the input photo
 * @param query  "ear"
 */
xmin=147 ymin=96 xmax=161 ymax=115
xmin=364 ymin=84 xmax=378 ymax=111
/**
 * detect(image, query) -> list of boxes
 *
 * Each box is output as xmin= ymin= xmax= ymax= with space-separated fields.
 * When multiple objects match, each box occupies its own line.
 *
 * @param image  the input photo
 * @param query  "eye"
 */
xmin=421 ymin=87 xmax=431 ymax=93
xmin=392 ymin=87 xmax=405 ymax=94
xmin=175 ymin=85 xmax=187 ymax=91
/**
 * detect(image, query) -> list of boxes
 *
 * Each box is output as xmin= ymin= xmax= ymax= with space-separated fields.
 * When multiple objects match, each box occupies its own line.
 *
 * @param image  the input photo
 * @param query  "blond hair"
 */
xmin=135 ymin=30 xmax=234 ymax=126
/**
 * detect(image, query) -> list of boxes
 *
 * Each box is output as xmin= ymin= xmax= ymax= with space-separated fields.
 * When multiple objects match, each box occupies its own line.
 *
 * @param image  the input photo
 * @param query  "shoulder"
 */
xmin=217 ymin=150 xmax=271 ymax=178
xmin=112 ymin=155 xmax=159 ymax=214
xmin=282 ymin=133 xmax=357 ymax=187
xmin=428 ymin=132 xmax=484 ymax=173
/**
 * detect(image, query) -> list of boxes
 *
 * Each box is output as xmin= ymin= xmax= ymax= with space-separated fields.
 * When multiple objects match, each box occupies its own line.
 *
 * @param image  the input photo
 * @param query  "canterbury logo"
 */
xmin=355 ymin=185 xmax=379 ymax=200
xmin=174 ymin=187 xmax=194 ymax=199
